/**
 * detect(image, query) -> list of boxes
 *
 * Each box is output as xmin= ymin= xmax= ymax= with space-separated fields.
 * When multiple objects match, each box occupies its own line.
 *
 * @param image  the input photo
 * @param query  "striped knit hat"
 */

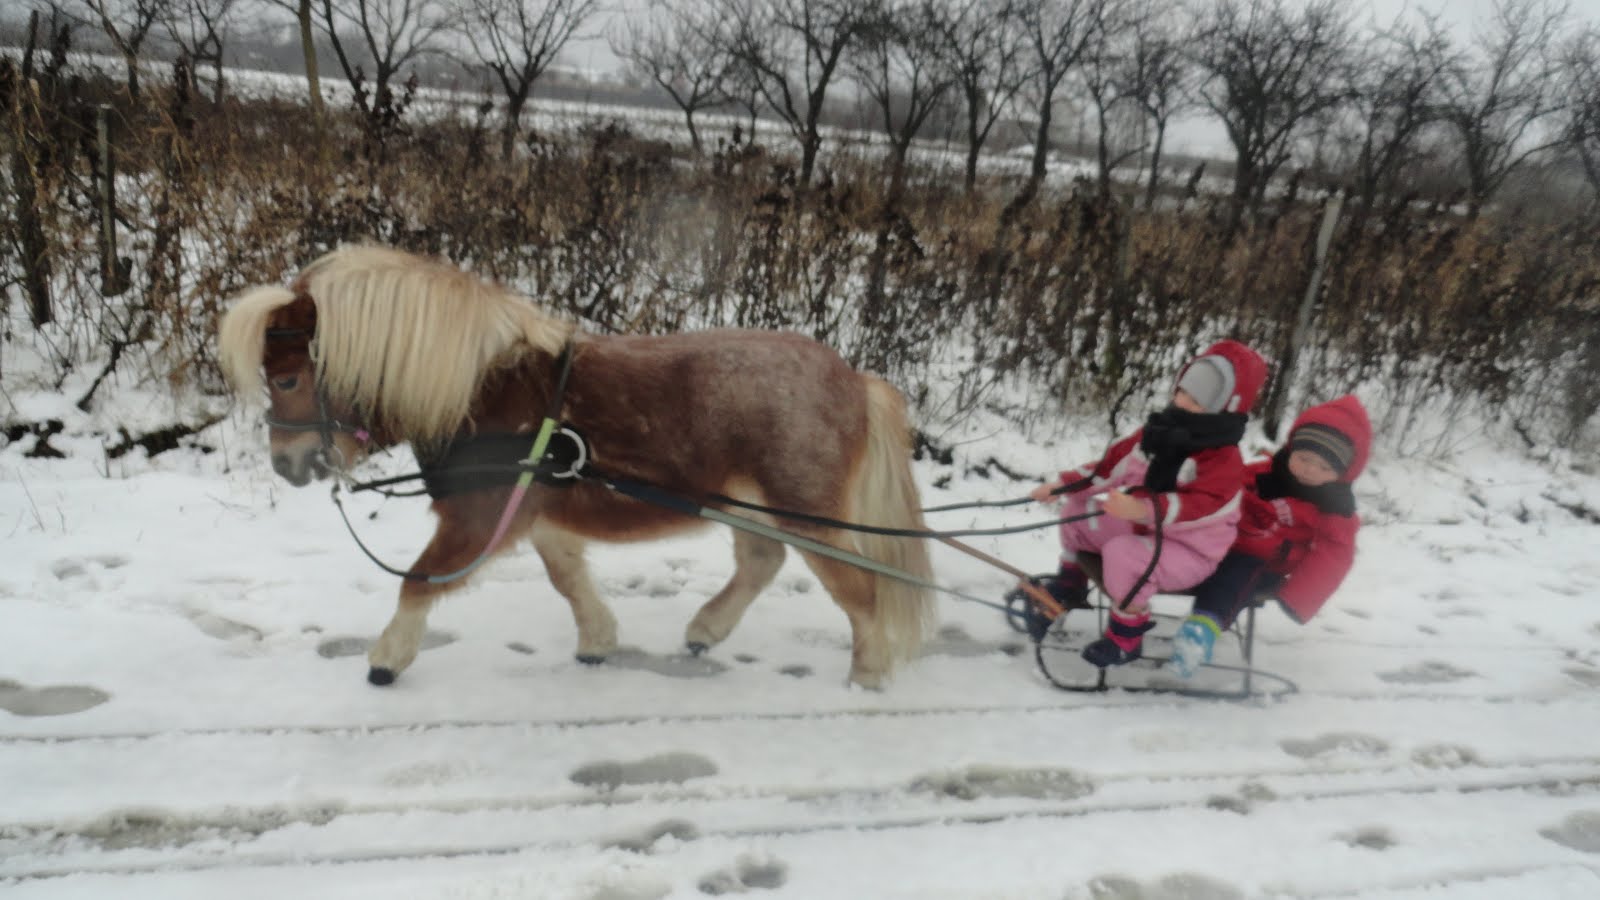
xmin=1290 ymin=423 xmax=1357 ymax=476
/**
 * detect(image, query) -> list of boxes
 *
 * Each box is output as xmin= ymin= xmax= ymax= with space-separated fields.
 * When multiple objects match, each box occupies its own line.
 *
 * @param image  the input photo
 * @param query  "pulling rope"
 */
xmin=591 ymin=474 xmax=1049 ymax=616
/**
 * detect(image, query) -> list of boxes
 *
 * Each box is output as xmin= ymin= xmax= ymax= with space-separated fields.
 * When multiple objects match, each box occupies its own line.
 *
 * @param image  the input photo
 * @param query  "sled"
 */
xmin=1008 ymin=554 xmax=1299 ymax=700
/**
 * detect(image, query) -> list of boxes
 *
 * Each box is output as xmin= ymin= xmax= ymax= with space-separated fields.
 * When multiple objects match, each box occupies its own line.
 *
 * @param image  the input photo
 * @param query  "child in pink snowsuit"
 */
xmin=1022 ymin=340 xmax=1269 ymax=667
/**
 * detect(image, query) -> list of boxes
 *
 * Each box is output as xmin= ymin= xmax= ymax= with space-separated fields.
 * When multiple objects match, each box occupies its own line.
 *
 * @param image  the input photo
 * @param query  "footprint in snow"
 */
xmin=570 ymin=751 xmax=718 ymax=791
xmin=920 ymin=624 xmax=1026 ymax=658
xmin=777 ymin=664 xmax=812 ymax=678
xmin=605 ymin=818 xmax=700 ymax=853
xmin=1540 ymin=810 xmax=1600 ymax=853
xmin=185 ymin=609 xmax=264 ymax=642
xmin=604 ymin=646 xmax=728 ymax=678
xmin=697 ymin=855 xmax=787 ymax=895
xmin=1206 ymin=780 xmax=1276 ymax=814
xmin=1337 ymin=826 xmax=1397 ymax=850
xmin=48 ymin=554 xmax=130 ymax=580
xmin=1089 ymin=872 xmax=1243 ymax=900
xmin=1564 ymin=667 xmax=1600 ymax=688
xmin=909 ymin=764 xmax=1095 ymax=802
xmin=316 ymin=630 xmax=456 ymax=658
xmin=0 ymin=679 xmax=111 ymax=717
xmin=588 ymin=884 xmax=670 ymax=900
xmin=1411 ymin=743 xmax=1482 ymax=769
xmin=789 ymin=628 xmax=850 ymax=650
xmin=1376 ymin=660 xmax=1477 ymax=684
xmin=1279 ymin=732 xmax=1389 ymax=760
xmin=381 ymin=759 xmax=486 ymax=788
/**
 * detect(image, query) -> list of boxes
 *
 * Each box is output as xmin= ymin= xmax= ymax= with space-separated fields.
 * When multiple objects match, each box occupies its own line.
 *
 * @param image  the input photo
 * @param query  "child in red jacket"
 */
xmin=1168 ymin=394 xmax=1372 ymax=677
xmin=1020 ymin=340 xmax=1269 ymax=667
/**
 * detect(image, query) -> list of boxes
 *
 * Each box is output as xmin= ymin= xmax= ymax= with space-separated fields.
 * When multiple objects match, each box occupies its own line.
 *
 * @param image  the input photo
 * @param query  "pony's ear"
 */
xmin=218 ymin=286 xmax=310 ymax=398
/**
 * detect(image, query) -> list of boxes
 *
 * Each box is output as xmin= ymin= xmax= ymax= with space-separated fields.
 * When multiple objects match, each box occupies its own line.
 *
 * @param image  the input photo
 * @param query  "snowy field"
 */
xmin=4 ymin=380 xmax=1600 ymax=899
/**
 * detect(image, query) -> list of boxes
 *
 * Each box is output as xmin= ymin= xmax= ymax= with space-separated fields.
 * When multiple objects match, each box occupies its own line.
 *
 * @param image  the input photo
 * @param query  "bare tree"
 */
xmin=163 ymin=0 xmax=237 ymax=103
xmin=1080 ymin=1 xmax=1140 ymax=199
xmin=452 ymin=0 xmax=596 ymax=159
xmin=725 ymin=0 xmax=874 ymax=188
xmin=1340 ymin=12 xmax=1455 ymax=219
xmin=1015 ymin=0 xmax=1107 ymax=194
xmin=1561 ymin=26 xmax=1600 ymax=209
xmin=316 ymin=0 xmax=447 ymax=122
xmin=1438 ymin=0 xmax=1568 ymax=218
xmin=611 ymin=0 xmax=730 ymax=156
xmin=850 ymin=0 xmax=956 ymax=198
xmin=1191 ymin=0 xmax=1354 ymax=232
xmin=934 ymin=0 xmax=1029 ymax=191
xmin=80 ymin=0 xmax=171 ymax=101
xmin=260 ymin=0 xmax=328 ymax=117
xmin=1117 ymin=4 xmax=1192 ymax=209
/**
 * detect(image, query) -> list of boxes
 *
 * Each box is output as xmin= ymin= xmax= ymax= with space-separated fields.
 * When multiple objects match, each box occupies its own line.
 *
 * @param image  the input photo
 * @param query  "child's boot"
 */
xmin=1008 ymin=566 xmax=1090 ymax=641
xmin=1169 ymin=613 xmax=1222 ymax=679
xmin=1080 ymin=607 xmax=1154 ymax=667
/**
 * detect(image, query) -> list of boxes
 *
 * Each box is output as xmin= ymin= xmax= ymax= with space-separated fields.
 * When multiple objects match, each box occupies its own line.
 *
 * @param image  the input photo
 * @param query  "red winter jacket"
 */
xmin=1233 ymin=395 xmax=1371 ymax=622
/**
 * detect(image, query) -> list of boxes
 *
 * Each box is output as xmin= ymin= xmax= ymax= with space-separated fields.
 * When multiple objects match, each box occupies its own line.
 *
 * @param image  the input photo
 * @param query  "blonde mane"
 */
xmin=221 ymin=245 xmax=574 ymax=445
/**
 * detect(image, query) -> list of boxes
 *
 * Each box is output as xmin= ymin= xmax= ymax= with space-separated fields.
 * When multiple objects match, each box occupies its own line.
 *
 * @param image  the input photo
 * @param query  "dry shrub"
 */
xmin=2 ymin=76 xmax=1597 ymax=453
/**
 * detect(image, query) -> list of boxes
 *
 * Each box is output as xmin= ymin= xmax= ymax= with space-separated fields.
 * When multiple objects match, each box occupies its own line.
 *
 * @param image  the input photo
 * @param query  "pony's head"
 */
xmin=217 ymin=245 xmax=573 ymax=487
xmin=218 ymin=286 xmax=375 ymax=486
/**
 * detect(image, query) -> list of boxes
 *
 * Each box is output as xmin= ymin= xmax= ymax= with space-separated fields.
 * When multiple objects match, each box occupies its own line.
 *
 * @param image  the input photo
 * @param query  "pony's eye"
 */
xmin=273 ymin=375 xmax=299 ymax=391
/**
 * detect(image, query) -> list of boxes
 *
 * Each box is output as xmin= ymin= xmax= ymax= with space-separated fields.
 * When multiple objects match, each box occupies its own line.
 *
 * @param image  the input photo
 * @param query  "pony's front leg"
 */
xmin=368 ymin=515 xmax=497 ymax=686
xmin=530 ymin=523 xmax=618 ymax=663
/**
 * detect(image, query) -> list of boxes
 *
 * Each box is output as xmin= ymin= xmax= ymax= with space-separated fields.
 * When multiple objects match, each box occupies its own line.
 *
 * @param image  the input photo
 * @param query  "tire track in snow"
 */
xmin=2 ymin=685 xmax=1590 ymax=745
xmin=6 ymin=755 xmax=1600 ymax=881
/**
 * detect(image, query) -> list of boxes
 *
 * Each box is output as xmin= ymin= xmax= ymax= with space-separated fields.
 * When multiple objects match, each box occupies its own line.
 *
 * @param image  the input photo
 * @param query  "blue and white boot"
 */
xmin=1169 ymin=614 xmax=1222 ymax=679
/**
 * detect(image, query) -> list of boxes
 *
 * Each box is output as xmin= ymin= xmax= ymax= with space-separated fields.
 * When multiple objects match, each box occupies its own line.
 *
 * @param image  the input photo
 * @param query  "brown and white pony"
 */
xmin=217 ymin=245 xmax=936 ymax=689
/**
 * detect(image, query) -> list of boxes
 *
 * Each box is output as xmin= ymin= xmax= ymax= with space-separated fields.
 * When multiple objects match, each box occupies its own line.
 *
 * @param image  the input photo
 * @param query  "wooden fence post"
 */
xmin=1263 ymin=192 xmax=1344 ymax=438
xmin=96 ymin=104 xmax=130 ymax=296
xmin=15 ymin=10 xmax=54 ymax=327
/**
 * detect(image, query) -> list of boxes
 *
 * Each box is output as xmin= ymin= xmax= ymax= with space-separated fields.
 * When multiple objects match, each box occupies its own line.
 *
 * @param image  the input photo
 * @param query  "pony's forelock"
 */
xmin=217 ymin=285 xmax=299 ymax=402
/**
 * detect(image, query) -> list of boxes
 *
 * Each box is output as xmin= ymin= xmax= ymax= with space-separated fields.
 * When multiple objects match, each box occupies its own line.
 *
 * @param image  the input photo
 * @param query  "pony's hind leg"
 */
xmin=530 ymin=523 xmax=618 ymax=664
xmin=685 ymin=530 xmax=786 ymax=654
xmin=796 ymin=538 xmax=890 ymax=690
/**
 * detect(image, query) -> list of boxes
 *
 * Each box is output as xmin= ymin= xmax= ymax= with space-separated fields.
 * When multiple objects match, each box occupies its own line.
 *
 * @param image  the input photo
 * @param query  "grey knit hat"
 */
xmin=1176 ymin=355 xmax=1237 ymax=414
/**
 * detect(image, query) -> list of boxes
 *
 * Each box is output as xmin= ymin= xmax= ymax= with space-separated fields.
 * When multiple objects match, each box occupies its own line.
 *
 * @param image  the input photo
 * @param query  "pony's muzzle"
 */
xmin=271 ymin=449 xmax=330 ymax=487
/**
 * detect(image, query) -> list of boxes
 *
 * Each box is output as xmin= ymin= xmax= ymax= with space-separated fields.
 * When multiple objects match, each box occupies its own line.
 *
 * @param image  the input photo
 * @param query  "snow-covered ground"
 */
xmin=3 ymin=374 xmax=1600 ymax=899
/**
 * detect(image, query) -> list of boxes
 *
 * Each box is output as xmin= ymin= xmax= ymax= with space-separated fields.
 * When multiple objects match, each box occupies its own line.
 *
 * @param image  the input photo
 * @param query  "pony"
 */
xmin=217 ymin=245 xmax=937 ymax=689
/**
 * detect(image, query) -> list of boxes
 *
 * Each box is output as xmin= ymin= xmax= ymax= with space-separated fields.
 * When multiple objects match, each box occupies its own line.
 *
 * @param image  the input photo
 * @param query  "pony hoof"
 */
xmin=686 ymin=641 xmax=709 ymax=656
xmin=576 ymin=654 xmax=607 ymax=666
xmin=368 ymin=667 xmax=397 ymax=686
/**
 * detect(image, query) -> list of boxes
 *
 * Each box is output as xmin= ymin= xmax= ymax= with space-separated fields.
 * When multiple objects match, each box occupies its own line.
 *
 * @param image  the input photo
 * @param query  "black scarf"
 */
xmin=1255 ymin=447 xmax=1357 ymax=517
xmin=1138 ymin=406 xmax=1248 ymax=492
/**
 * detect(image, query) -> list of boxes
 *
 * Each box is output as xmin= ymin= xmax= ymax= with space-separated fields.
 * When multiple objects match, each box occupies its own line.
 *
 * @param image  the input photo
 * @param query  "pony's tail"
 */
xmin=854 ymin=376 xmax=937 ymax=667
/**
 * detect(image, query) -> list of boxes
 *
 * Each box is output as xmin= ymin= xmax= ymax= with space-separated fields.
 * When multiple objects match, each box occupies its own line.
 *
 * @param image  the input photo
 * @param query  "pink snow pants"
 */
xmin=1058 ymin=492 xmax=1231 ymax=611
